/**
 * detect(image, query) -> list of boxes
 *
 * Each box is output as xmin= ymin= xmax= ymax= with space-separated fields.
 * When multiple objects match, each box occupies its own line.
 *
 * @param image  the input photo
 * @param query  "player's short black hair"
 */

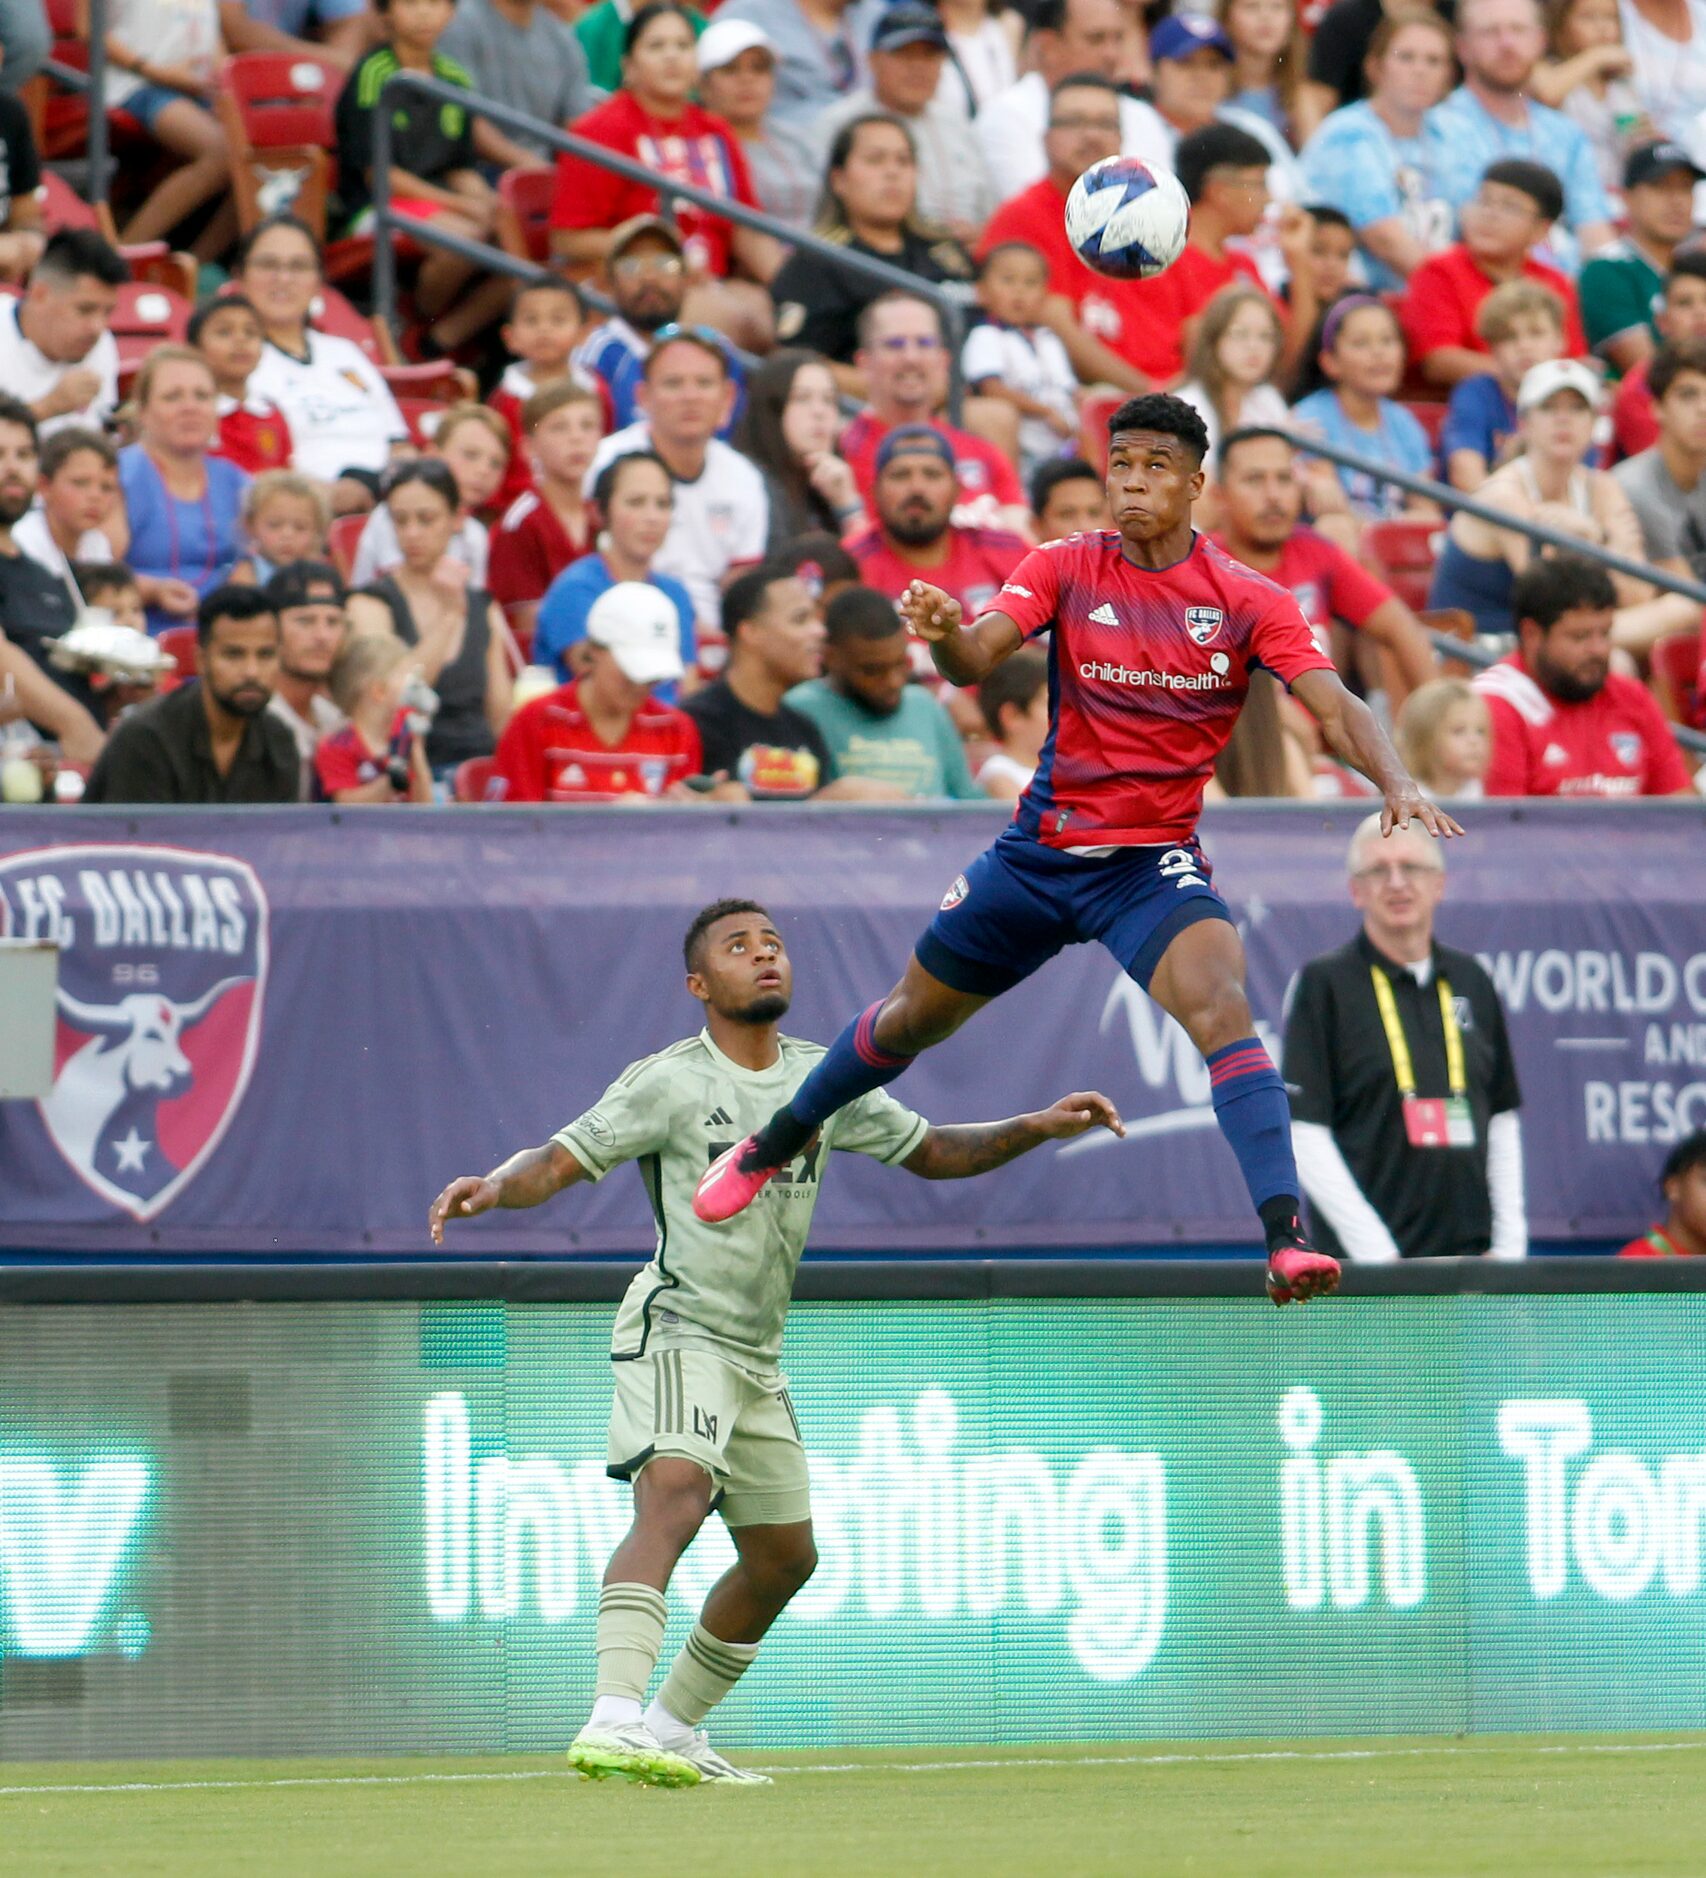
xmin=1307 ymin=203 xmax=1353 ymax=233
xmin=1175 ymin=123 xmax=1272 ymax=203
xmin=1106 ymin=393 xmax=1211 ymax=465
xmin=1648 ymin=339 xmax=1706 ymax=403
xmin=1029 ymin=454 xmax=1101 ymax=515
xmin=721 ymin=559 xmax=798 ymax=641
xmin=1481 ymin=158 xmax=1565 ymax=227
xmin=196 ymin=581 xmax=278 ymax=647
xmin=1510 ymin=554 xmax=1617 ymax=631
xmin=1218 ymin=425 xmax=1295 ymax=472
xmin=683 ymin=898 xmax=775 ymax=972
xmin=1661 ymin=1129 xmax=1706 ymax=1188
xmin=825 ymin=585 xmax=903 ymax=645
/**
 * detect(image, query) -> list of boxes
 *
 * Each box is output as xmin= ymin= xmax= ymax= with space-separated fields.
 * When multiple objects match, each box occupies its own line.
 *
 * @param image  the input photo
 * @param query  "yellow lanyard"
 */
xmin=1370 ymin=966 xmax=1466 ymax=1099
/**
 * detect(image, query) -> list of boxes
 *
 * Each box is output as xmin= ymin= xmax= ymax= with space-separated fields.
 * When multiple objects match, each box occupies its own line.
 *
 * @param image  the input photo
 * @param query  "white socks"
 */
xmin=643 ymin=1698 xmax=697 ymax=1749
xmin=587 ymin=1694 xmax=643 ymax=1729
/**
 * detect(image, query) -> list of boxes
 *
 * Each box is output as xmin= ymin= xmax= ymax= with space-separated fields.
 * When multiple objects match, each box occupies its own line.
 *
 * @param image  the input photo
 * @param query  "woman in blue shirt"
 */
xmin=535 ymin=450 xmax=696 ymax=692
xmin=1291 ymin=296 xmax=1439 ymax=521
xmin=119 ymin=346 xmax=249 ymax=635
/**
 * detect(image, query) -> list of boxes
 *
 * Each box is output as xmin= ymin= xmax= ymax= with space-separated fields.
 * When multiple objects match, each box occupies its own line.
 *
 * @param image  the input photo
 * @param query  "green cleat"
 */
xmin=568 ymin=1722 xmax=702 ymax=1788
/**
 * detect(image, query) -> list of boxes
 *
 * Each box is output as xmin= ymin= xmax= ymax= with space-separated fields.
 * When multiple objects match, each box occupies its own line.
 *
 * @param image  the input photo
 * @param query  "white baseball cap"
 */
xmin=1517 ymin=358 xmax=1602 ymax=413
xmin=586 ymin=581 xmax=685 ymax=686
xmin=697 ymin=18 xmax=774 ymax=74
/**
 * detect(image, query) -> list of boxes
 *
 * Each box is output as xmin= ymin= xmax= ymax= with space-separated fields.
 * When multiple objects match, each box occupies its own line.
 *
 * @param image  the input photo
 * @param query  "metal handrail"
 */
xmin=371 ymin=70 xmax=968 ymax=418
xmin=43 ymin=0 xmax=108 ymax=209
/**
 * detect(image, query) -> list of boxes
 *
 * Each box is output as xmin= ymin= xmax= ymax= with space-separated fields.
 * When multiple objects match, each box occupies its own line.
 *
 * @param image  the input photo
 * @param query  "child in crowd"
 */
xmin=1398 ymin=158 xmax=1587 ymax=387
xmin=73 ymin=562 xmax=148 ymax=635
xmin=1294 ymin=205 xmax=1356 ymax=313
xmin=1441 ymin=280 xmax=1568 ymax=490
xmin=351 ymin=403 xmax=510 ymax=588
xmin=975 ymin=646 xmax=1049 ymax=801
xmin=1292 ymin=296 xmax=1438 ymax=519
xmin=1030 ymin=457 xmax=1110 ymax=539
xmin=1533 ymin=0 xmax=1645 ymax=197
xmin=232 ymin=470 xmax=331 ymax=586
xmin=1223 ymin=0 xmax=1305 ymax=144
xmin=962 ymin=243 xmax=1080 ymax=483
xmin=487 ymin=277 xmax=608 ymax=512
xmin=14 ymin=428 xmax=123 ymax=604
xmin=1177 ymin=284 xmax=1290 ymax=471
xmin=1395 ymin=677 xmax=1492 ymax=799
xmin=487 ymin=382 xmax=601 ymax=632
xmin=190 ymin=294 xmax=294 ymax=476
xmin=314 ymin=632 xmax=433 ymax=804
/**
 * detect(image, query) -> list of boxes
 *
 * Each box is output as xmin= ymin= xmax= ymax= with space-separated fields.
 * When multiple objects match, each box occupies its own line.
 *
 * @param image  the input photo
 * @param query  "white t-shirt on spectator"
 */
xmin=975 ymin=72 xmax=1172 ymax=203
xmin=248 ymin=331 xmax=409 ymax=482
xmin=12 ymin=508 xmax=113 ymax=611
xmin=0 ymin=302 xmax=119 ymax=440
xmin=350 ymin=506 xmax=490 ymax=588
xmin=1173 ymin=380 xmax=1291 ymax=471
xmin=961 ymin=321 xmax=1077 ymax=474
xmin=584 ymin=424 xmax=769 ymax=635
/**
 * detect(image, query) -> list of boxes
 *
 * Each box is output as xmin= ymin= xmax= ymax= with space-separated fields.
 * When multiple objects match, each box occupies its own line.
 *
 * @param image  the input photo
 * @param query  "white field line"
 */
xmin=3 ymin=1738 xmax=1706 ymax=1797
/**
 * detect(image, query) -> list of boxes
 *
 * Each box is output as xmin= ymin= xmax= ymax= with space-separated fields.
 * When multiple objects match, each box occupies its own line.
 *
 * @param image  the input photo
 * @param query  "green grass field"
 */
xmin=4 ymin=1736 xmax=1706 ymax=1877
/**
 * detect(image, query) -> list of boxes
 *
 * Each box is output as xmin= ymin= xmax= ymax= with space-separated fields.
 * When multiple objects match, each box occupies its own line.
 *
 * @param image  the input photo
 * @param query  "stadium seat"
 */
xmin=496 ymin=169 xmax=555 ymax=265
xmin=1652 ymin=628 xmax=1705 ymax=728
xmin=1364 ymin=519 xmax=1444 ymax=614
xmin=453 ymin=755 xmax=506 ymax=802
xmin=380 ymin=359 xmax=477 ymax=401
xmin=1403 ymin=402 xmax=1449 ymax=455
xmin=397 ymin=395 xmax=448 ymax=447
xmin=155 ymin=625 xmax=199 ymax=690
xmin=110 ymin=281 xmax=192 ymax=396
xmin=37 ymin=165 xmax=198 ymax=297
xmin=327 ymin=513 xmax=367 ymax=580
xmin=310 ymin=286 xmax=397 ymax=366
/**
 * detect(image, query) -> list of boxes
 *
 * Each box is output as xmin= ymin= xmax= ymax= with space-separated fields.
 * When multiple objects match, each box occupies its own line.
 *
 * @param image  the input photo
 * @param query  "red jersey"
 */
xmin=215 ymin=395 xmax=293 ymax=475
xmin=492 ymin=678 xmax=702 ymax=804
xmin=1475 ymin=651 xmax=1692 ymax=798
xmin=977 ymin=183 xmax=1263 ymax=384
xmin=1210 ymin=527 xmax=1394 ymax=655
xmin=992 ymin=530 xmax=1334 ymax=847
xmin=488 ymin=489 xmax=593 ymax=610
xmin=1619 ymin=1228 xmax=1694 ymax=1257
xmin=314 ymin=710 xmax=408 ymax=798
xmin=848 ymin=520 xmax=1027 ymax=675
xmin=550 ymin=94 xmax=756 ymax=278
xmin=839 ymin=412 xmax=1025 ymax=515
xmin=487 ymin=362 xmax=612 ymax=513
xmin=1611 ymin=359 xmax=1657 ymax=461
xmin=1398 ymin=247 xmax=1587 ymax=367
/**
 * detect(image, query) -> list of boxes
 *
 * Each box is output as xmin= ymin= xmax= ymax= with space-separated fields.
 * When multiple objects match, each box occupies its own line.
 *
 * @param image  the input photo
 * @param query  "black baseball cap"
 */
xmin=266 ymin=560 xmax=346 ymax=610
xmin=871 ymin=2 xmax=949 ymax=54
xmin=1625 ymin=140 xmax=1705 ymax=190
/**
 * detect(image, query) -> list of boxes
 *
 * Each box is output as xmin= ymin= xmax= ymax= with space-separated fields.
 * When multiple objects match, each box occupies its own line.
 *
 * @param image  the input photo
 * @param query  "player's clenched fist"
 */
xmin=429 ymin=1175 xmax=501 ymax=1244
xmin=900 ymin=580 xmax=962 ymax=642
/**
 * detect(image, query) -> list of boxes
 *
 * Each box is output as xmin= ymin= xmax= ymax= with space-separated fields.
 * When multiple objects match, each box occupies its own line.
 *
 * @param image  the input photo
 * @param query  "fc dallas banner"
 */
xmin=1 ymin=804 xmax=1701 ymax=1253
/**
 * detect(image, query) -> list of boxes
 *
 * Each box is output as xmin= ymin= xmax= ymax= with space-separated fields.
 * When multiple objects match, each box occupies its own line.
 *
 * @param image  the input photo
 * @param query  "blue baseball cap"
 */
xmin=1150 ymin=13 xmax=1234 ymax=62
xmin=875 ymin=424 xmax=955 ymax=473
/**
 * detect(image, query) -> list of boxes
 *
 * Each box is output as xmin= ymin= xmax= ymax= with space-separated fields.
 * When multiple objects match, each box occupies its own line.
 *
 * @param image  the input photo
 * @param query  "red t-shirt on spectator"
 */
xmin=314 ymin=710 xmax=409 ymax=799
xmin=216 ymin=396 xmax=294 ymax=476
xmin=839 ymin=412 xmax=1025 ymax=513
xmin=550 ymin=93 xmax=756 ymax=278
xmin=1474 ymin=651 xmax=1691 ymax=797
xmin=1619 ymin=1227 xmax=1694 ymax=1256
xmin=486 ymin=362 xmax=613 ymax=514
xmin=1210 ymin=527 xmax=1395 ymax=654
xmin=493 ymin=678 xmax=702 ymax=803
xmin=848 ymin=520 xmax=1028 ymax=674
xmin=1399 ymin=247 xmax=1587 ymax=368
xmin=488 ymin=490 xmax=593 ymax=612
xmin=1611 ymin=359 xmax=1658 ymax=460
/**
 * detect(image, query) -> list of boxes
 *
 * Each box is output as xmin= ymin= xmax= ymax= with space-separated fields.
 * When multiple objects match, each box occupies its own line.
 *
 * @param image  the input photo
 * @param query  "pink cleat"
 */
xmin=1266 ymin=1241 xmax=1341 ymax=1307
xmin=693 ymin=1136 xmax=783 ymax=1223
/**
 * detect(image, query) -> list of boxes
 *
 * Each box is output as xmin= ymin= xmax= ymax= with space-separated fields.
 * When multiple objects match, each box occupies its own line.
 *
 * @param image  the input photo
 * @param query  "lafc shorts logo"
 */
xmin=940 ymin=873 xmax=970 ymax=912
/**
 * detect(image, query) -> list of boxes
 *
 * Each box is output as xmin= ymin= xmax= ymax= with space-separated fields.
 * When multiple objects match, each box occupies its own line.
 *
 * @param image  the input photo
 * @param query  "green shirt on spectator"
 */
xmin=785 ymin=678 xmax=983 ymax=801
xmin=1578 ymin=240 xmax=1665 ymax=377
xmin=574 ymin=0 xmax=705 ymax=93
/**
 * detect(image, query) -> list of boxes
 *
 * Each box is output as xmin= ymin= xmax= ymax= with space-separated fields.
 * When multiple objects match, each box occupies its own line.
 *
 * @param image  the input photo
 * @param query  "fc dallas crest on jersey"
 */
xmin=0 ymin=846 xmax=269 ymax=1219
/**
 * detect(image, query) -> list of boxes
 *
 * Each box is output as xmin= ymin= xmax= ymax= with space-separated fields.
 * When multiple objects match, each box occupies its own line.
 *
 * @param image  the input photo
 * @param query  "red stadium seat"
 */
xmin=453 ymin=755 xmax=506 ymax=802
xmin=1652 ymin=628 xmax=1705 ymax=728
xmin=380 ymin=360 xmax=476 ymax=401
xmin=327 ymin=513 xmax=367 ymax=580
xmin=496 ymin=168 xmax=556 ymax=265
xmin=1363 ymin=519 xmax=1444 ymax=613
xmin=155 ymin=625 xmax=199 ymax=691
xmin=396 ymin=395 xmax=448 ymax=447
xmin=110 ymin=281 xmax=192 ymax=396
xmin=310 ymin=286 xmax=395 ymax=365
xmin=216 ymin=53 xmax=341 ymax=241
xmin=37 ymin=168 xmax=197 ymax=296
xmin=1403 ymin=401 xmax=1449 ymax=455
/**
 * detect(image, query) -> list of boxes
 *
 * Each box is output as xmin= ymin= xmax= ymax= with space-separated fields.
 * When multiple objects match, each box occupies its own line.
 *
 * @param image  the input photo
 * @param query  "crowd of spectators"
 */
xmin=0 ymin=0 xmax=1701 ymax=818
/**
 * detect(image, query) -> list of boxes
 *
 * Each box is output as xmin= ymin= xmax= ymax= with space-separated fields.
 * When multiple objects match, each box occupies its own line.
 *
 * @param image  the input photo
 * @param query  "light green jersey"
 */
xmin=554 ymin=1029 xmax=928 ymax=1370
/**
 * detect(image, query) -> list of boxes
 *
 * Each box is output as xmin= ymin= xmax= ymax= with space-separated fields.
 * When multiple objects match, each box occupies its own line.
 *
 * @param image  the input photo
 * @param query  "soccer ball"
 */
xmin=1064 ymin=157 xmax=1191 ymax=281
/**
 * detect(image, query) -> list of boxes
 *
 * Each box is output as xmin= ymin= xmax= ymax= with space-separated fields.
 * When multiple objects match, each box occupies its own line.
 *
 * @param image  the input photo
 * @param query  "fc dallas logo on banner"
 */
xmin=0 ymin=846 xmax=268 ymax=1219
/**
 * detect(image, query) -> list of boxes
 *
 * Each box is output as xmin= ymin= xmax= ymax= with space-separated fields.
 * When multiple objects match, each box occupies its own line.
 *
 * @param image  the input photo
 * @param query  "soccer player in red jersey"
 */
xmin=695 ymin=395 xmax=1464 ymax=1304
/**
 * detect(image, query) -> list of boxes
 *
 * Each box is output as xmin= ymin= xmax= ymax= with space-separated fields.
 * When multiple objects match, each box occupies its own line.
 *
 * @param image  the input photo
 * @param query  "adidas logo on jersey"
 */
xmin=705 ymin=1108 xmax=734 ymax=1127
xmin=1088 ymin=602 xmax=1119 ymax=625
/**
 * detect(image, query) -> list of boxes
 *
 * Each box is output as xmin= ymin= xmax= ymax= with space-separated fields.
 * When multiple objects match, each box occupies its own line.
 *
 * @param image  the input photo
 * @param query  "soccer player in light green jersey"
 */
xmin=429 ymin=896 xmax=1124 ymax=1789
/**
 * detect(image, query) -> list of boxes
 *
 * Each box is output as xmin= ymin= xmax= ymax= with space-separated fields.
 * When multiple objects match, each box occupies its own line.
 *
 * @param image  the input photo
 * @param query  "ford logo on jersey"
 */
xmin=1184 ymin=606 xmax=1223 ymax=645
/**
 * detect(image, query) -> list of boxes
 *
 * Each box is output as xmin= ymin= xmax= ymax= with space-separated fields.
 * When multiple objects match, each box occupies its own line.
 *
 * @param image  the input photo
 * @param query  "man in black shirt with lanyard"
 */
xmin=1283 ymin=812 xmax=1526 ymax=1262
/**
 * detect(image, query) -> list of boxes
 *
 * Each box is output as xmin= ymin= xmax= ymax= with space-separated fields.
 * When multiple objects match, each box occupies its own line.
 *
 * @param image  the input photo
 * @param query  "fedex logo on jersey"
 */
xmin=0 ymin=846 xmax=268 ymax=1219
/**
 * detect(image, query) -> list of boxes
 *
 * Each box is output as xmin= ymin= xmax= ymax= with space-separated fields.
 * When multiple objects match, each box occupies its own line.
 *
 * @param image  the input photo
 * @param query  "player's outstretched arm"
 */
xmin=428 ymin=1142 xmax=588 ymax=1244
xmin=900 ymin=580 xmax=1023 ymax=688
xmin=1290 ymin=668 xmax=1466 ymax=841
xmin=903 ymin=1092 xmax=1125 ymax=1180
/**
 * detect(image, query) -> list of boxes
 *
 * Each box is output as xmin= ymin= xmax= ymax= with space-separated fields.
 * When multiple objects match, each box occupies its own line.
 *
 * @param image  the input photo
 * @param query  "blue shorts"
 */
xmin=118 ymin=83 xmax=193 ymax=130
xmin=916 ymin=829 xmax=1232 ymax=999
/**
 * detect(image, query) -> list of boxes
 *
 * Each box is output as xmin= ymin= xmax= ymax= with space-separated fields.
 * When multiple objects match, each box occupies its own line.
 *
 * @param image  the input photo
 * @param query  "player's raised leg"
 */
xmin=1145 ymin=917 xmax=1339 ymax=1306
xmin=569 ymin=1457 xmax=710 ymax=1787
xmin=693 ymin=955 xmax=989 ymax=1222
